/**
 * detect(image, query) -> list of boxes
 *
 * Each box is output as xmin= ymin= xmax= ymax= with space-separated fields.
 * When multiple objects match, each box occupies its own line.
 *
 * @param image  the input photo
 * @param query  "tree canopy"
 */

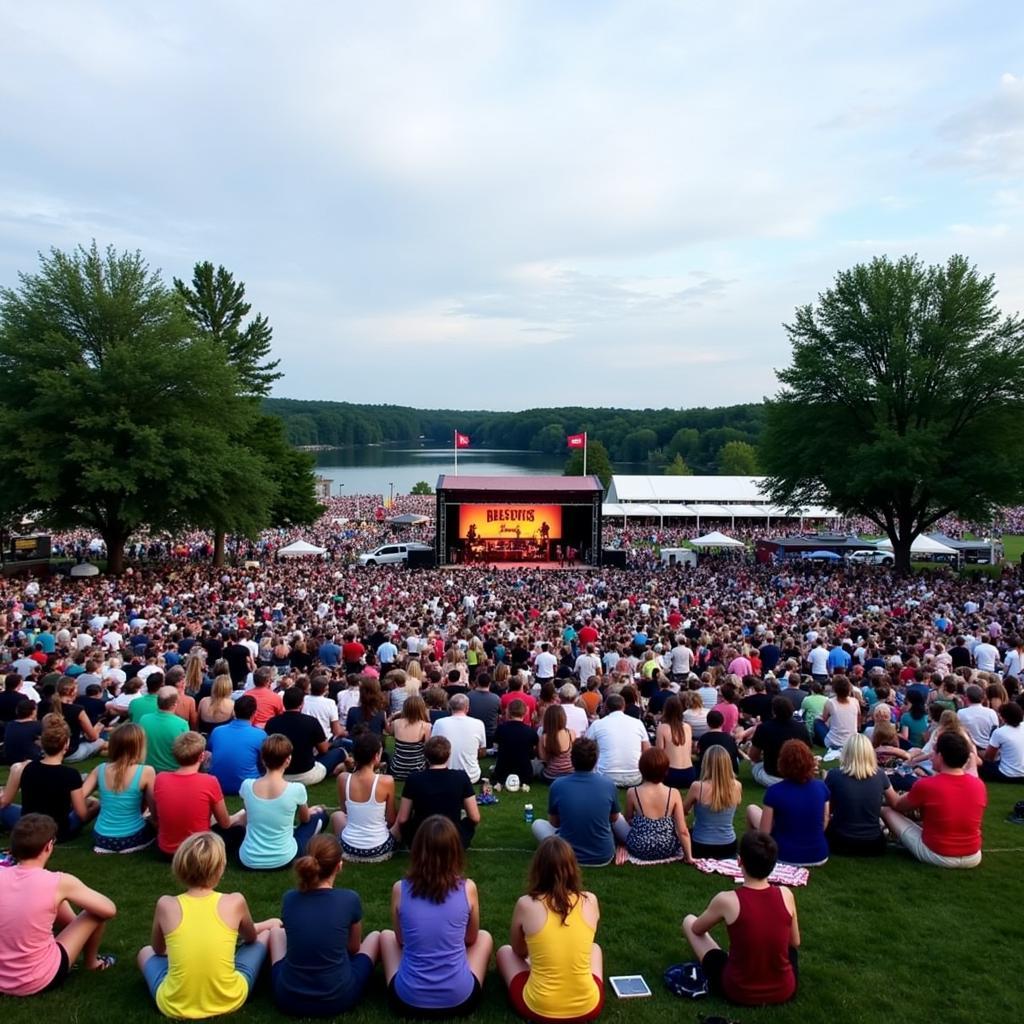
xmin=717 ymin=440 xmax=760 ymax=475
xmin=761 ymin=254 xmax=1024 ymax=570
xmin=564 ymin=440 xmax=613 ymax=488
xmin=0 ymin=244 xmax=259 ymax=572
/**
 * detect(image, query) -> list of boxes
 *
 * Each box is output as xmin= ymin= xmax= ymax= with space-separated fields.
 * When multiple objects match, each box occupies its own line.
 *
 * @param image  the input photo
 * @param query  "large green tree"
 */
xmin=174 ymin=262 xmax=316 ymax=563
xmin=564 ymin=440 xmax=613 ymax=488
xmin=0 ymin=244 xmax=260 ymax=573
xmin=718 ymin=440 xmax=760 ymax=475
xmin=664 ymin=453 xmax=693 ymax=476
xmin=761 ymin=254 xmax=1024 ymax=571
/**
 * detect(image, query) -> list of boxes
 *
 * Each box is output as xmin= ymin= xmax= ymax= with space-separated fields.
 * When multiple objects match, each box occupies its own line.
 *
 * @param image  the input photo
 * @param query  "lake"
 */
xmin=312 ymin=446 xmax=566 ymax=497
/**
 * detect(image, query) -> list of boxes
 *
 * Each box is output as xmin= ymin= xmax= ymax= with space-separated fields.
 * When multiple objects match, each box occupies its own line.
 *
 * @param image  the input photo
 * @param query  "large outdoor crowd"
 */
xmin=1 ymin=506 xmax=1023 ymax=1018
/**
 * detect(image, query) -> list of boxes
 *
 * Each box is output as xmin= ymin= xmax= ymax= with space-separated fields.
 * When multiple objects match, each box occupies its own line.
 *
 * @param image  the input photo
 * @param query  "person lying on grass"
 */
xmin=0 ymin=812 xmax=117 ymax=996
xmin=682 ymin=829 xmax=799 ymax=1006
xmin=138 ymin=831 xmax=280 ymax=1020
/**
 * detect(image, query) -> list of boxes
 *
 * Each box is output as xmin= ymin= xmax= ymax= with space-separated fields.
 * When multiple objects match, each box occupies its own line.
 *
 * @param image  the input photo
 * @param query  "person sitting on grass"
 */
xmin=746 ymin=739 xmax=829 ymax=867
xmin=0 ymin=813 xmax=117 ymax=996
xmin=153 ymin=731 xmax=245 ymax=858
xmin=617 ymin=746 xmax=693 ymax=865
xmin=531 ymin=737 xmax=629 ymax=867
xmin=497 ymin=836 xmax=605 ymax=1023
xmin=381 ymin=815 xmax=493 ymax=1018
xmin=0 ymin=714 xmax=99 ymax=840
xmin=53 ymin=676 xmax=107 ymax=763
xmin=749 ymin=697 xmax=811 ymax=788
xmin=138 ymin=831 xmax=279 ymax=1019
xmin=239 ymin=733 xmax=329 ymax=870
xmin=81 ymin=722 xmax=157 ymax=854
xmin=684 ymin=745 xmax=743 ymax=859
xmin=1 ymin=697 xmax=42 ymax=765
xmin=695 ymin=709 xmax=739 ymax=773
xmin=824 ymin=734 xmax=900 ymax=856
xmin=268 ymin=833 xmax=381 ymax=1017
xmin=980 ymin=699 xmax=1024 ymax=782
xmin=881 ymin=730 xmax=988 ymax=868
xmin=681 ymin=830 xmax=799 ymax=1006
xmin=394 ymin=735 xmax=480 ymax=849
xmin=492 ymin=699 xmax=538 ymax=785
xmin=331 ymin=732 xmax=397 ymax=863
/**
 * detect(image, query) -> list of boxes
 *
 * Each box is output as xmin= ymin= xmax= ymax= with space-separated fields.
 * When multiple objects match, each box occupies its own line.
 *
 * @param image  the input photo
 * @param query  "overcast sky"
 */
xmin=2 ymin=1 xmax=1022 ymax=410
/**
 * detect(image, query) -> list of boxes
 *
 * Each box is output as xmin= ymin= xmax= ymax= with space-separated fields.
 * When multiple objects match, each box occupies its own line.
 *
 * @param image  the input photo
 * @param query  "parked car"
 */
xmin=357 ymin=541 xmax=432 ymax=566
xmin=845 ymin=548 xmax=894 ymax=566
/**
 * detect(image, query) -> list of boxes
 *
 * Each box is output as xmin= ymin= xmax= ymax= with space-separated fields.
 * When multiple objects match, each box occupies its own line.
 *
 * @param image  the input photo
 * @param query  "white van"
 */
xmin=357 ymin=542 xmax=432 ymax=566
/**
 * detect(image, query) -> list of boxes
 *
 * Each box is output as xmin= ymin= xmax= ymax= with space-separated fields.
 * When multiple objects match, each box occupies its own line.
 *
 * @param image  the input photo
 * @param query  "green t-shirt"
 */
xmin=129 ymin=693 xmax=159 ymax=723
xmin=140 ymin=711 xmax=188 ymax=772
xmin=801 ymin=693 xmax=828 ymax=732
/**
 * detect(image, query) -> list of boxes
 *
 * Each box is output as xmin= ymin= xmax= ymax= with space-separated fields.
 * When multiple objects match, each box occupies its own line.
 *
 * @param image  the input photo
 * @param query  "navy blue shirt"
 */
xmin=274 ymin=887 xmax=364 ymax=1011
xmin=763 ymin=778 xmax=830 ymax=865
xmin=548 ymin=771 xmax=619 ymax=865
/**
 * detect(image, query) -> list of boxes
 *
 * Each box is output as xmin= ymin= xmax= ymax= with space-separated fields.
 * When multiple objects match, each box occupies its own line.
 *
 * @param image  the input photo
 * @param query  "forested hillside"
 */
xmin=264 ymin=399 xmax=764 ymax=474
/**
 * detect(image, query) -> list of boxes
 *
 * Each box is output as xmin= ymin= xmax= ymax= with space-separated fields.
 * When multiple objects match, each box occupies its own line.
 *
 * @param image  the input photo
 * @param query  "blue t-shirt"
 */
xmin=548 ymin=771 xmax=619 ymax=865
xmin=239 ymin=779 xmax=307 ymax=869
xmin=763 ymin=778 xmax=830 ymax=865
xmin=208 ymin=719 xmax=265 ymax=796
xmin=318 ymin=642 xmax=342 ymax=667
xmin=274 ymin=888 xmax=364 ymax=1011
xmin=827 ymin=647 xmax=851 ymax=673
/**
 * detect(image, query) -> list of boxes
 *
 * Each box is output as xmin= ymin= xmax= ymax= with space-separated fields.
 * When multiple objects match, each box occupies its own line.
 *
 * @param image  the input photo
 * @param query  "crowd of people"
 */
xmin=1 ymin=499 xmax=1023 ymax=1016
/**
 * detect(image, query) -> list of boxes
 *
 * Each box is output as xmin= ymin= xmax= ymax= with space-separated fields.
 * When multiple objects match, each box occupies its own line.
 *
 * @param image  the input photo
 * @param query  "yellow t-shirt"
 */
xmin=523 ymin=898 xmax=600 ymax=1018
xmin=156 ymin=893 xmax=248 ymax=1019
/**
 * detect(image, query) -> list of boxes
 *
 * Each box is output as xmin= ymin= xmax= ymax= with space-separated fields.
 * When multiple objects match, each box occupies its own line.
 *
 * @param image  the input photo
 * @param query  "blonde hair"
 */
xmin=210 ymin=675 xmax=234 ymax=703
xmin=872 ymin=703 xmax=892 ymax=724
xmin=184 ymin=655 xmax=205 ymax=695
xmin=936 ymin=709 xmax=967 ymax=739
xmin=106 ymin=723 xmax=147 ymax=791
xmin=407 ymin=660 xmax=424 ymax=681
xmin=840 ymin=733 xmax=877 ymax=780
xmin=173 ymin=831 xmax=226 ymax=888
xmin=700 ymin=745 xmax=740 ymax=813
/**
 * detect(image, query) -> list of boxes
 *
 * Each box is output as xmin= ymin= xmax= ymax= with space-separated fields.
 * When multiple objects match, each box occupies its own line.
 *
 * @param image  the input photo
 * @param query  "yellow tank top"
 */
xmin=156 ymin=893 xmax=248 ymax=1019
xmin=523 ymin=898 xmax=600 ymax=1018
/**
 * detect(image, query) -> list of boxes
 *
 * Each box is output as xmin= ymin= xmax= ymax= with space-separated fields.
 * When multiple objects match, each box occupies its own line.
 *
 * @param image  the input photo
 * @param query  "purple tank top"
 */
xmin=393 ymin=878 xmax=474 ymax=1008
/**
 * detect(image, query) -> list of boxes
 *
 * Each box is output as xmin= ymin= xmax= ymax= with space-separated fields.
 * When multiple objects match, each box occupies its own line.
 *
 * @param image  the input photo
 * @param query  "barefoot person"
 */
xmin=138 ymin=831 xmax=279 ymax=1019
xmin=0 ymin=813 xmax=118 ymax=996
xmin=497 ymin=836 xmax=605 ymax=1022
xmin=681 ymin=830 xmax=800 ymax=1006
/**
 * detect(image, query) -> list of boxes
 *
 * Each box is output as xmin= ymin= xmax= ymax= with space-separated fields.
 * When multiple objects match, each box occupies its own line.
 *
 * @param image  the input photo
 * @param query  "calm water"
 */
xmin=312 ymin=446 xmax=566 ymax=497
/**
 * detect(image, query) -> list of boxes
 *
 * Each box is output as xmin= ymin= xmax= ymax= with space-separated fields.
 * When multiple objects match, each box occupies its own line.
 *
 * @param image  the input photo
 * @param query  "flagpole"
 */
xmin=454 ymin=429 xmax=458 ymax=476
xmin=583 ymin=432 xmax=587 ymax=477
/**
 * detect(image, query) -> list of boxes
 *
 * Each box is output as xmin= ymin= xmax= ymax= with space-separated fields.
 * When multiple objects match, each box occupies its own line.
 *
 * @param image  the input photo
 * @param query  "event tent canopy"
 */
xmin=70 ymin=562 xmax=100 ymax=577
xmin=277 ymin=540 xmax=327 ymax=557
xmin=387 ymin=513 xmax=431 ymax=525
xmin=878 ymin=535 xmax=959 ymax=556
xmin=689 ymin=530 xmax=744 ymax=549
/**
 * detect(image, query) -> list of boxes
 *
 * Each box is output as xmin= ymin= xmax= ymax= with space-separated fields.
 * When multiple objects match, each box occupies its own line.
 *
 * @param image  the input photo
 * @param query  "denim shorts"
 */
xmin=143 ymin=941 xmax=267 ymax=1000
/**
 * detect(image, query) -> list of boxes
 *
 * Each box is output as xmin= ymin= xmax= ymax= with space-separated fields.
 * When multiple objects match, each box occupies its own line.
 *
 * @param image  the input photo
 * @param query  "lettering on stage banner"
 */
xmin=458 ymin=504 xmax=562 ymax=541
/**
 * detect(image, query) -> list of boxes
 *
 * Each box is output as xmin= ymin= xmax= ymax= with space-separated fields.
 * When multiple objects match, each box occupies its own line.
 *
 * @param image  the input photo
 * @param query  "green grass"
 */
xmin=1 ymin=759 xmax=1022 ymax=1024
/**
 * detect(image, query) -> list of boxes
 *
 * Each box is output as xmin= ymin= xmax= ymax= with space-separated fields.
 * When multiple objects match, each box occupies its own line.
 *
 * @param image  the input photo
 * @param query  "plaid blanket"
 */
xmin=692 ymin=857 xmax=810 ymax=887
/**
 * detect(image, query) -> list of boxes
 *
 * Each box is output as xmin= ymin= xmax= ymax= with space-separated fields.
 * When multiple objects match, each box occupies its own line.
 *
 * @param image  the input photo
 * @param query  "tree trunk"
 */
xmin=213 ymin=529 xmax=226 ymax=567
xmin=103 ymin=530 xmax=127 ymax=575
xmin=892 ymin=534 xmax=913 ymax=574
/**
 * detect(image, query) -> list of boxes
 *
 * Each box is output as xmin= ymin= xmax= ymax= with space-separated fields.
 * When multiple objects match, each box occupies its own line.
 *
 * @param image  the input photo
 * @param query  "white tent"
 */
xmin=70 ymin=562 xmax=100 ymax=577
xmin=277 ymin=539 xmax=327 ymax=558
xmin=689 ymin=530 xmax=744 ymax=549
xmin=878 ymin=535 xmax=959 ymax=556
xmin=387 ymin=513 xmax=431 ymax=526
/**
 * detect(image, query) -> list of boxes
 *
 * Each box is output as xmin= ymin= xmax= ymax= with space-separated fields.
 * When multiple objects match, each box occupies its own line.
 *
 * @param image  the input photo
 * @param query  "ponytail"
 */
xmin=295 ymin=833 xmax=342 ymax=891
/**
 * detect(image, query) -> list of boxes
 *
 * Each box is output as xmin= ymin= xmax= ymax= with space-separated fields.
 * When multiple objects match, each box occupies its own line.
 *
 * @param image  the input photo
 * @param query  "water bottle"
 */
xmin=524 ymin=803 xmax=534 ymax=824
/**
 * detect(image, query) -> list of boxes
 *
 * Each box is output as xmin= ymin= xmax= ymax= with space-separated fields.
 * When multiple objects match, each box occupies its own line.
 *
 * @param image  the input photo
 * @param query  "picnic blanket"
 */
xmin=692 ymin=857 xmax=810 ymax=887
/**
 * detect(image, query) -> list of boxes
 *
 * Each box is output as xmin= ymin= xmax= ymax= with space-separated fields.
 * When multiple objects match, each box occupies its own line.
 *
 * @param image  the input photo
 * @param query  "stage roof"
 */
xmin=437 ymin=474 xmax=603 ymax=494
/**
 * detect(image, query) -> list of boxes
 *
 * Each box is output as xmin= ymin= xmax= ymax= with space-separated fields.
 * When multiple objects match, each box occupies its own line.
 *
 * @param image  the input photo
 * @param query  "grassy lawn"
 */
xmin=1 ymin=758 xmax=1021 ymax=1024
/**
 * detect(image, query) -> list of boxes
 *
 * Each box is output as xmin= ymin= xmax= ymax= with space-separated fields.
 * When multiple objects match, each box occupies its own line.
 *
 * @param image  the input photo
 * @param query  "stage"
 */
xmin=435 ymin=474 xmax=604 ymax=567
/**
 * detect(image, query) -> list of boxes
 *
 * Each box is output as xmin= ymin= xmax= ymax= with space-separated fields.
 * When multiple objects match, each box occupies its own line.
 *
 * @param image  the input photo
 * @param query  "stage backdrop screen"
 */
xmin=458 ymin=504 xmax=562 ymax=541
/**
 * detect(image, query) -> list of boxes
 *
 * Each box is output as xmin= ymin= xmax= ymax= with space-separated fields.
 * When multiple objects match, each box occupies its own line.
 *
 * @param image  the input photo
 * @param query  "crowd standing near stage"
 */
xmin=1 ymin=495 xmax=1023 ymax=1016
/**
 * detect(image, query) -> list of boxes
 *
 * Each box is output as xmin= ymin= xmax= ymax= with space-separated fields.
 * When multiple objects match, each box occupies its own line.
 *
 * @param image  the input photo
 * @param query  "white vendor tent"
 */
xmin=689 ymin=530 xmax=744 ymax=549
xmin=878 ymin=535 xmax=959 ymax=556
xmin=70 ymin=562 xmax=100 ymax=577
xmin=387 ymin=513 xmax=431 ymax=525
xmin=277 ymin=540 xmax=327 ymax=558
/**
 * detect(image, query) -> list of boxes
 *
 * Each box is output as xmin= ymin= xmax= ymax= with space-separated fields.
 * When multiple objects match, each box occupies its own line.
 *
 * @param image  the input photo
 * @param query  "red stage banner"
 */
xmin=455 ymin=432 xmax=471 ymax=448
xmin=458 ymin=504 xmax=562 ymax=541
xmin=567 ymin=433 xmax=585 ymax=448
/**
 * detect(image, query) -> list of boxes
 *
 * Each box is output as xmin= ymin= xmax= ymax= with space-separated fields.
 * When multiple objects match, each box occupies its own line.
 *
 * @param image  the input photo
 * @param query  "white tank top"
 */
xmin=341 ymin=772 xmax=389 ymax=848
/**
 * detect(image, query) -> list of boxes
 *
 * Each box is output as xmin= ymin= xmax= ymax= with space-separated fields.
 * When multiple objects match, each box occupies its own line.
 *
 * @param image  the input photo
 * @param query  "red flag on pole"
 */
xmin=455 ymin=432 xmax=471 ymax=449
xmin=567 ymin=433 xmax=585 ymax=449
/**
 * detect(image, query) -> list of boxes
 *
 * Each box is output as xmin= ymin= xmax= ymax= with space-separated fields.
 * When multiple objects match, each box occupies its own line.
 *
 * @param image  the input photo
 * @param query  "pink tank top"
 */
xmin=0 ymin=866 xmax=63 ymax=995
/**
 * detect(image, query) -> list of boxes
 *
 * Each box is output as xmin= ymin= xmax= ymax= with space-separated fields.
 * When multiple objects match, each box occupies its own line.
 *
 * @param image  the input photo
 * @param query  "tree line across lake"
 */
xmin=264 ymin=397 xmax=764 ymax=475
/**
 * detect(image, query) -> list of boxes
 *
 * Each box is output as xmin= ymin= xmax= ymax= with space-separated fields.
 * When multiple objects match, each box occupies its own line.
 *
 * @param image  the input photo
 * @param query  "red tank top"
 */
xmin=722 ymin=885 xmax=795 ymax=1005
